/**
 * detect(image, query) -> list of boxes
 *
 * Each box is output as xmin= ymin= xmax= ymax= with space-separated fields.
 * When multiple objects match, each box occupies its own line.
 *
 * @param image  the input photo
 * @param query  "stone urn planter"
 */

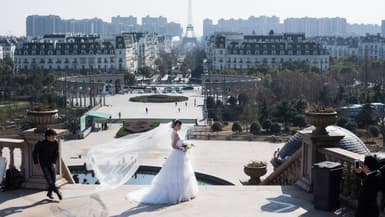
xmin=27 ymin=106 xmax=58 ymax=133
xmin=305 ymin=110 xmax=337 ymax=136
xmin=243 ymin=161 xmax=267 ymax=185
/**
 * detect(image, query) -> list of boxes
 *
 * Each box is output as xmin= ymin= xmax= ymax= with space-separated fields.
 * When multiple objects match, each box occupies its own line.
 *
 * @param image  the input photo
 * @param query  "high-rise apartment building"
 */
xmin=382 ymin=20 xmax=385 ymax=36
xmin=26 ymin=15 xmax=182 ymax=37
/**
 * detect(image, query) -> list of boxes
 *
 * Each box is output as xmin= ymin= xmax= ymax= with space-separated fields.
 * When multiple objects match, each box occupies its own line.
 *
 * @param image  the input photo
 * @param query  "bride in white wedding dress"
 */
xmin=51 ymin=121 xmax=198 ymax=217
xmin=127 ymin=119 xmax=199 ymax=204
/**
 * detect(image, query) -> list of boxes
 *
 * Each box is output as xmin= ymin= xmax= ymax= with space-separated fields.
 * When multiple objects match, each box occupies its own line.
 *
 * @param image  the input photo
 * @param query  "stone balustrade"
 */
xmin=262 ymin=149 xmax=302 ymax=185
xmin=318 ymin=147 xmax=364 ymax=208
xmin=0 ymin=138 xmax=26 ymax=177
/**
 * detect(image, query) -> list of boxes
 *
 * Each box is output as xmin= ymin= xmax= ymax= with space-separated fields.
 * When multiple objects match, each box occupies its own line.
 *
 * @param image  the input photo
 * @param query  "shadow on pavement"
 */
xmin=0 ymin=189 xmax=38 ymax=204
xmin=0 ymin=199 xmax=58 ymax=217
xmin=261 ymin=186 xmax=343 ymax=217
xmin=112 ymin=203 xmax=169 ymax=217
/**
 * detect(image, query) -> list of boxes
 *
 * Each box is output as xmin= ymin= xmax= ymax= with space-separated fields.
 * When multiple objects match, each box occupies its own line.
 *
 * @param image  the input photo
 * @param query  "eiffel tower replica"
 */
xmin=181 ymin=0 xmax=199 ymax=50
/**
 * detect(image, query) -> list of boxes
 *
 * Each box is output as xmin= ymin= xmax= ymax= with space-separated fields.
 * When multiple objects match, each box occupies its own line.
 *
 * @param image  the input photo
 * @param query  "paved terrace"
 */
xmin=0 ymin=185 xmax=343 ymax=217
xmin=0 ymin=88 xmax=348 ymax=216
xmin=62 ymin=123 xmax=283 ymax=185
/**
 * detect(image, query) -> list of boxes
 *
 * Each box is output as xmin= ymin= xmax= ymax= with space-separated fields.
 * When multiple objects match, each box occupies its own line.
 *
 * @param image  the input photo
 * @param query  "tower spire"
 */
xmin=185 ymin=0 xmax=196 ymax=38
xmin=188 ymin=0 xmax=193 ymax=27
xmin=182 ymin=0 xmax=198 ymax=50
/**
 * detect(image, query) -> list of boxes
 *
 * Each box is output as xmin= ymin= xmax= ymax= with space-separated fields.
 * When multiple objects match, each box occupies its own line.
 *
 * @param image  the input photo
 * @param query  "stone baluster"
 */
xmin=345 ymin=162 xmax=351 ymax=195
xmin=79 ymin=93 xmax=83 ymax=107
xmin=89 ymin=91 xmax=92 ymax=107
xmin=84 ymin=94 xmax=87 ymax=107
xmin=20 ymin=146 xmax=26 ymax=174
xmin=70 ymin=92 xmax=74 ymax=107
xmin=75 ymin=91 xmax=79 ymax=106
xmin=93 ymin=94 xmax=97 ymax=106
xmin=9 ymin=147 xmax=15 ymax=168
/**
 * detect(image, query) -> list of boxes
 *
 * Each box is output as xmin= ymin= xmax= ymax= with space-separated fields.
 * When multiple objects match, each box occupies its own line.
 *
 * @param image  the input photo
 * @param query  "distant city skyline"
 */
xmin=1 ymin=0 xmax=385 ymax=36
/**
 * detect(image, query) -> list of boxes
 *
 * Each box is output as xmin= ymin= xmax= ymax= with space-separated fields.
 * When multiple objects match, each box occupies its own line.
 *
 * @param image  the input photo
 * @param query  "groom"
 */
xmin=32 ymin=129 xmax=62 ymax=200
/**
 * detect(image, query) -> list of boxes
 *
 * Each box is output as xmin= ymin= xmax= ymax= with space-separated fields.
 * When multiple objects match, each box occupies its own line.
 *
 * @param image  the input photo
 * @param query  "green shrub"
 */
xmin=369 ymin=125 xmax=380 ymax=137
xmin=246 ymin=161 xmax=266 ymax=168
xmin=232 ymin=122 xmax=242 ymax=133
xmin=130 ymin=95 xmax=188 ymax=103
xmin=270 ymin=122 xmax=281 ymax=134
xmin=250 ymin=121 xmax=261 ymax=135
xmin=345 ymin=121 xmax=358 ymax=133
xmin=262 ymin=119 xmax=272 ymax=130
xmin=337 ymin=117 xmax=349 ymax=128
xmin=211 ymin=122 xmax=223 ymax=132
xmin=116 ymin=121 xmax=159 ymax=138
xmin=292 ymin=114 xmax=306 ymax=127
xmin=116 ymin=127 xmax=130 ymax=138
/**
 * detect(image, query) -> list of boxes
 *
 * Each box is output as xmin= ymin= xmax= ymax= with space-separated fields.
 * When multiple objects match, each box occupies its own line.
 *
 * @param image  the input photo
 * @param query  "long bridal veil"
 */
xmin=52 ymin=122 xmax=187 ymax=217
xmin=86 ymin=123 xmax=169 ymax=189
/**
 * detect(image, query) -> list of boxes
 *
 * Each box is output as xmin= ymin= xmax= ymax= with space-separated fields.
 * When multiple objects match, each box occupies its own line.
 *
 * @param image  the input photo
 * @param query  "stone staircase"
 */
xmin=262 ymin=149 xmax=302 ymax=185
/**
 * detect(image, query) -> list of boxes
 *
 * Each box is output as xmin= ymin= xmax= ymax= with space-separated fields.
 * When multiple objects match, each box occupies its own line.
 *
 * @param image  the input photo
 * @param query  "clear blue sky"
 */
xmin=1 ymin=0 xmax=384 ymax=36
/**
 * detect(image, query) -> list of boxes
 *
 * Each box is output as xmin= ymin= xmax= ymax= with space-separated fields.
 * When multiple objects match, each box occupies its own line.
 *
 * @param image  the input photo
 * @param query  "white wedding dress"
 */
xmin=126 ymin=129 xmax=199 ymax=204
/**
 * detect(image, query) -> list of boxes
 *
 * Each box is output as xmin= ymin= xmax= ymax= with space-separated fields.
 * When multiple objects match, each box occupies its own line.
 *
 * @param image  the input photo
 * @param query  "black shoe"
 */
xmin=47 ymin=192 xmax=54 ymax=199
xmin=56 ymin=191 xmax=62 ymax=200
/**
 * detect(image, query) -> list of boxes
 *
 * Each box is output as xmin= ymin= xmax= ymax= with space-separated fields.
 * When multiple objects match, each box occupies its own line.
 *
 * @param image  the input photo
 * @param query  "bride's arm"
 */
xmin=171 ymin=134 xmax=184 ymax=152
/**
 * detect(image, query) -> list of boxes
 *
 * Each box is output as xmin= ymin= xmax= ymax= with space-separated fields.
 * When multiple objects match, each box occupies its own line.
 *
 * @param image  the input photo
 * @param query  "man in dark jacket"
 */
xmin=354 ymin=155 xmax=381 ymax=217
xmin=32 ymin=129 xmax=62 ymax=200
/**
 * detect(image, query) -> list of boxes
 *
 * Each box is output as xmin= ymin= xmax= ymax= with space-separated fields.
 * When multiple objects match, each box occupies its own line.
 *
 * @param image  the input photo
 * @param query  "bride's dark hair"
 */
xmin=172 ymin=119 xmax=182 ymax=128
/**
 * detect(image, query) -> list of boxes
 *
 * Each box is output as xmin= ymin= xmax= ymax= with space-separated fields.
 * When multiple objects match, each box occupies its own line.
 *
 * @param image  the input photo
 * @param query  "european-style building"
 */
xmin=14 ymin=33 xmax=167 ymax=73
xmin=205 ymin=32 xmax=330 ymax=72
xmin=314 ymin=34 xmax=385 ymax=61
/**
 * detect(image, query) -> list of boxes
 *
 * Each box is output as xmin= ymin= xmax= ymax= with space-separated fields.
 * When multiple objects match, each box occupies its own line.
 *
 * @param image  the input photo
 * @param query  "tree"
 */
xmin=262 ymin=119 xmax=272 ymax=131
xmin=294 ymin=97 xmax=308 ymax=114
xmin=356 ymin=104 xmax=379 ymax=129
xmin=138 ymin=67 xmax=153 ymax=82
xmin=227 ymin=96 xmax=237 ymax=106
xmin=250 ymin=122 xmax=262 ymax=135
xmin=292 ymin=114 xmax=307 ymax=127
xmin=242 ymin=104 xmax=256 ymax=131
xmin=270 ymin=122 xmax=281 ymax=134
xmin=378 ymin=119 xmax=385 ymax=146
xmin=124 ymin=73 xmax=136 ymax=85
xmin=337 ymin=117 xmax=350 ymax=128
xmin=345 ymin=121 xmax=358 ymax=134
xmin=258 ymin=99 xmax=269 ymax=123
xmin=190 ymin=49 xmax=207 ymax=80
xmin=232 ymin=122 xmax=242 ymax=134
xmin=274 ymin=101 xmax=295 ymax=127
xmin=206 ymin=96 xmax=216 ymax=109
xmin=115 ymin=79 xmax=121 ymax=94
xmin=238 ymin=93 xmax=249 ymax=106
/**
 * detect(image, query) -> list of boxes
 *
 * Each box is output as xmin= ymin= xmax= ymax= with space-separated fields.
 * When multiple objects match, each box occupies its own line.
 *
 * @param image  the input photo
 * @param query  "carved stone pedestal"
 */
xmin=296 ymin=128 xmax=344 ymax=192
xmin=20 ymin=128 xmax=69 ymax=189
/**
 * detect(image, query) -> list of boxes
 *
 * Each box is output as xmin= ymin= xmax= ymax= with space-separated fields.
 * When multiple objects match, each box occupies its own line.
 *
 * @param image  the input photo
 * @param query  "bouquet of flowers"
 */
xmin=182 ymin=142 xmax=195 ymax=152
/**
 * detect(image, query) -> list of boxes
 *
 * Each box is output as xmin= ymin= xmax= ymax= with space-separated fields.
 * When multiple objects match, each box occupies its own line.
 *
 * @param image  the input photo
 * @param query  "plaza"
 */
xmin=0 ymin=88 xmax=349 ymax=216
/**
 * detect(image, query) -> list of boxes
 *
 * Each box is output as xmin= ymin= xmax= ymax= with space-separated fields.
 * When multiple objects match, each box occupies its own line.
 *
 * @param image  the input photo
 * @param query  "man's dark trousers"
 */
xmin=40 ymin=164 xmax=58 ymax=195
